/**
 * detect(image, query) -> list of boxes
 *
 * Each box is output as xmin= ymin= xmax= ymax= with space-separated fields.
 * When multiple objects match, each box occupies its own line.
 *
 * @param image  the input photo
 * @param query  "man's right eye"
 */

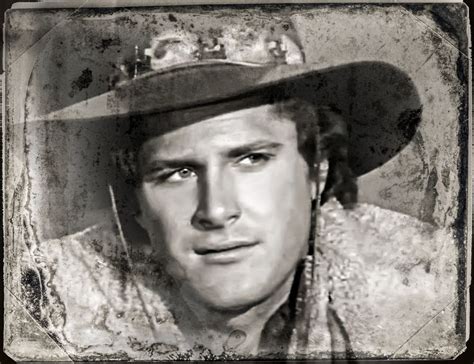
xmin=164 ymin=168 xmax=197 ymax=183
xmin=143 ymin=166 xmax=197 ymax=185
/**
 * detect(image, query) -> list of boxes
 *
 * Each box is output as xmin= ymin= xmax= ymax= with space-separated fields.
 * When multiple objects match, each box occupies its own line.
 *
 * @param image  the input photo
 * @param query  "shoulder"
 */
xmin=32 ymin=221 xmax=129 ymax=332
xmin=319 ymin=199 xmax=459 ymax=358
xmin=37 ymin=220 xmax=120 ymax=262
xmin=35 ymin=221 xmax=127 ymax=307
xmin=30 ymin=221 xmax=184 ymax=360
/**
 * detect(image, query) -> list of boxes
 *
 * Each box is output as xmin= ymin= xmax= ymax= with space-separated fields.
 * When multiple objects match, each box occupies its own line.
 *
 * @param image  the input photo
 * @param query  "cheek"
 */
xmin=137 ymin=185 xmax=197 ymax=252
xmin=238 ymin=155 xmax=312 ymax=221
xmin=237 ymin=155 xmax=313 ymax=251
xmin=138 ymin=186 xmax=201 ymax=281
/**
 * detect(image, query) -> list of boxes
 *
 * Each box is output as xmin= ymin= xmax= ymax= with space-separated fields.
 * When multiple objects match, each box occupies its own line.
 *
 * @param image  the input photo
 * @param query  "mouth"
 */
xmin=195 ymin=241 xmax=259 ymax=264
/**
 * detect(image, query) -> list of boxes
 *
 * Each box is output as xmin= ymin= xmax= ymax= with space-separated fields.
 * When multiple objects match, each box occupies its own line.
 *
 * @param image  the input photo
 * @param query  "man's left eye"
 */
xmin=237 ymin=153 xmax=272 ymax=166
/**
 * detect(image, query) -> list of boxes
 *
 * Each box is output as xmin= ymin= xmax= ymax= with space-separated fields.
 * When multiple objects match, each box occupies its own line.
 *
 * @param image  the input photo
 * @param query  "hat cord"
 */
xmin=293 ymin=122 xmax=322 ymax=355
xmin=108 ymin=184 xmax=161 ymax=341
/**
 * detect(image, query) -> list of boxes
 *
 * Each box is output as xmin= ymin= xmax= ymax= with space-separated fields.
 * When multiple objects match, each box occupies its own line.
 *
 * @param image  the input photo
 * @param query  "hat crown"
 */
xmin=114 ymin=26 xmax=305 ymax=85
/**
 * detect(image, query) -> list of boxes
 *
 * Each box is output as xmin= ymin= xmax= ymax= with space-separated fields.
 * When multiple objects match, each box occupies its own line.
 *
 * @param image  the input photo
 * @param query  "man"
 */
xmin=20 ymin=22 xmax=457 ymax=361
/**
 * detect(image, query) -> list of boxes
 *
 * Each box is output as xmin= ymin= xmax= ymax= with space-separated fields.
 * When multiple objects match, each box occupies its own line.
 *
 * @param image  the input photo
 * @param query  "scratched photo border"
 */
xmin=1 ymin=1 xmax=472 ymax=363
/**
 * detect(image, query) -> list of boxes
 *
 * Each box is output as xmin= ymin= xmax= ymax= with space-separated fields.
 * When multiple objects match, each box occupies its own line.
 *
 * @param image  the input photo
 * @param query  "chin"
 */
xmin=188 ymin=276 xmax=279 ymax=312
xmin=199 ymin=292 xmax=265 ymax=313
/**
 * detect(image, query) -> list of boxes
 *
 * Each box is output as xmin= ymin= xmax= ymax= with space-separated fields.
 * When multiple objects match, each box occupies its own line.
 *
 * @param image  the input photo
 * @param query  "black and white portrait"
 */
xmin=3 ymin=2 xmax=470 ymax=361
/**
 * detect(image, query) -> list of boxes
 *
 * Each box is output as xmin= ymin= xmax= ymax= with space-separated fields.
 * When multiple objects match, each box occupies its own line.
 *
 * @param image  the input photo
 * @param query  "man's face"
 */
xmin=136 ymin=104 xmax=316 ymax=311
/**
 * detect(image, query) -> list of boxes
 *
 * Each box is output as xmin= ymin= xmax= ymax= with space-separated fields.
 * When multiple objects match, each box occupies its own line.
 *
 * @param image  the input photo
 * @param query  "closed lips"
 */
xmin=195 ymin=241 xmax=258 ymax=255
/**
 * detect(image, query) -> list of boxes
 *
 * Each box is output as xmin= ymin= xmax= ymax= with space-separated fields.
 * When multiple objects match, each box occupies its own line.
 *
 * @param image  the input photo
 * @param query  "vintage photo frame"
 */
xmin=3 ymin=0 xmax=471 ymax=361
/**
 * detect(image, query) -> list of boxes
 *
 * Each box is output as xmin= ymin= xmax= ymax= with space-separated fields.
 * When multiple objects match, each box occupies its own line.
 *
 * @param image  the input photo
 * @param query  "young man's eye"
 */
xmin=237 ymin=153 xmax=273 ymax=167
xmin=145 ymin=167 xmax=197 ymax=184
xmin=166 ymin=168 xmax=197 ymax=182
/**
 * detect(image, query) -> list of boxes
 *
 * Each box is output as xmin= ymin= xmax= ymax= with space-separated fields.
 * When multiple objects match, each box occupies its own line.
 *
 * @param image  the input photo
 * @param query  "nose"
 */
xmin=192 ymin=168 xmax=241 ymax=230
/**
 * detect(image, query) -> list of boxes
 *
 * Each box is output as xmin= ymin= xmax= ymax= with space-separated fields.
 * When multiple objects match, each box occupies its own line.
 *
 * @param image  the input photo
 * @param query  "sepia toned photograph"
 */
xmin=3 ymin=1 xmax=471 ymax=361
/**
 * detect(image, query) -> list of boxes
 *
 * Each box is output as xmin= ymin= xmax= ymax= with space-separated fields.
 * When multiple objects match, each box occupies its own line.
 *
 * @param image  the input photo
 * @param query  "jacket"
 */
xmin=19 ymin=198 xmax=460 ymax=360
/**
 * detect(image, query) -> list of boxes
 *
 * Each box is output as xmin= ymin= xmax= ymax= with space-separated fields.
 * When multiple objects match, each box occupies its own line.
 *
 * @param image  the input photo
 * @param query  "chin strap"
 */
xmin=290 ymin=122 xmax=355 ymax=361
xmin=291 ymin=122 xmax=326 ymax=357
xmin=108 ymin=184 xmax=160 ymax=341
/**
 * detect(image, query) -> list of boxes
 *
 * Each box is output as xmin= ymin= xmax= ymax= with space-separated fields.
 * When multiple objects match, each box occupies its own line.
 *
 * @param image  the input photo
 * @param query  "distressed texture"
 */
xmin=3 ymin=3 xmax=469 ymax=361
xmin=6 ymin=199 xmax=462 ymax=360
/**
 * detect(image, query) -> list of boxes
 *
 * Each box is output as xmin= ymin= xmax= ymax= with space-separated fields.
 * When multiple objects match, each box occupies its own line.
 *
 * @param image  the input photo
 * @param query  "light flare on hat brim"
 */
xmin=25 ymin=59 xmax=422 ymax=176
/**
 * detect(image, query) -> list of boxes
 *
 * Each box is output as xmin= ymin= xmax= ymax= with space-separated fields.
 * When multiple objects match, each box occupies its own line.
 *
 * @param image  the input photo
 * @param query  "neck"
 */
xmin=172 ymin=272 xmax=295 ymax=356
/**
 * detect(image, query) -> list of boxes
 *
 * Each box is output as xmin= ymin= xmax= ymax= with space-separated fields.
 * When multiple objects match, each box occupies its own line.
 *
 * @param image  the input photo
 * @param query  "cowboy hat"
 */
xmin=23 ymin=21 xmax=422 ymax=235
xmin=29 ymin=24 xmax=421 ymax=176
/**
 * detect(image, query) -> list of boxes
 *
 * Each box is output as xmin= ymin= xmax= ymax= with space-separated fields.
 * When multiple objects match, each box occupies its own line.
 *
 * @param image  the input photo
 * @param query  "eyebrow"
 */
xmin=143 ymin=140 xmax=283 ymax=172
xmin=226 ymin=141 xmax=283 ymax=158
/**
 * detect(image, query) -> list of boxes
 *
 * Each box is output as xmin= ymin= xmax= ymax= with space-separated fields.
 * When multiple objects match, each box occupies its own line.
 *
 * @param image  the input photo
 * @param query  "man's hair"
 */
xmin=270 ymin=98 xmax=357 ymax=208
xmin=109 ymin=96 xmax=358 ymax=242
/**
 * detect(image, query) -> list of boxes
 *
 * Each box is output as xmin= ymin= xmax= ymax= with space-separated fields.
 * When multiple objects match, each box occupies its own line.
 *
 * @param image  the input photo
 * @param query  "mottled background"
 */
xmin=3 ymin=2 xmax=470 ymax=362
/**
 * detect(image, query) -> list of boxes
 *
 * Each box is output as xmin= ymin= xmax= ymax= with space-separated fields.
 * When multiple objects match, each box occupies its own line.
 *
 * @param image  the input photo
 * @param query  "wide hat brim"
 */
xmin=29 ymin=60 xmax=421 ymax=177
